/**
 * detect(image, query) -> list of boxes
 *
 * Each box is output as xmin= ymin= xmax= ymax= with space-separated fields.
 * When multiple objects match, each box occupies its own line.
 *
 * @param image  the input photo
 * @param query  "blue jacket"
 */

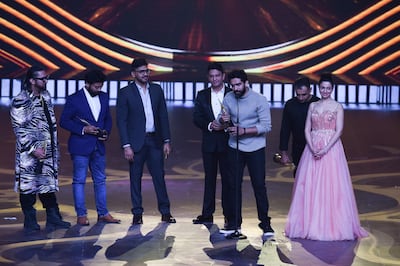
xmin=60 ymin=89 xmax=112 ymax=156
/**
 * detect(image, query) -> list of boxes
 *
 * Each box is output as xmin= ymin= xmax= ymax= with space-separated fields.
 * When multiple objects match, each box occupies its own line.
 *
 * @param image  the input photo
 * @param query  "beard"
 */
xmin=37 ymin=84 xmax=46 ymax=92
xmin=234 ymin=90 xmax=245 ymax=98
xmin=88 ymin=90 xmax=100 ymax=97
xmin=136 ymin=75 xmax=149 ymax=85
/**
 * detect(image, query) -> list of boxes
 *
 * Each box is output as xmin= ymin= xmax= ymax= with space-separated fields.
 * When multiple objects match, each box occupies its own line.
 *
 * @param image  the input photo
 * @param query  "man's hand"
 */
xmin=84 ymin=125 xmax=100 ymax=135
xmin=163 ymin=143 xmax=171 ymax=159
xmin=211 ymin=120 xmax=225 ymax=131
xmin=227 ymin=126 xmax=246 ymax=136
xmin=33 ymin=147 xmax=45 ymax=160
xmin=124 ymin=146 xmax=134 ymax=162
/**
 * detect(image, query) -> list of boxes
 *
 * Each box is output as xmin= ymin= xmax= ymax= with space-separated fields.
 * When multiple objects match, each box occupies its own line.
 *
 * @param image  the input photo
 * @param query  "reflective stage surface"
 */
xmin=0 ymin=104 xmax=399 ymax=266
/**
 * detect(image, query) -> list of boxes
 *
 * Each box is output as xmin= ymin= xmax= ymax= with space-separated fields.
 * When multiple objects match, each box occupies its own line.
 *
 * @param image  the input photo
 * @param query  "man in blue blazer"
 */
xmin=60 ymin=70 xmax=120 ymax=226
xmin=192 ymin=62 xmax=231 ymax=225
xmin=116 ymin=58 xmax=175 ymax=225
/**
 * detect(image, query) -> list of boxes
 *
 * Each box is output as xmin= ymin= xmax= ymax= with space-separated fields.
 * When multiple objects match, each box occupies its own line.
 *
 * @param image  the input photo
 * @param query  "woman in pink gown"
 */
xmin=285 ymin=73 xmax=368 ymax=241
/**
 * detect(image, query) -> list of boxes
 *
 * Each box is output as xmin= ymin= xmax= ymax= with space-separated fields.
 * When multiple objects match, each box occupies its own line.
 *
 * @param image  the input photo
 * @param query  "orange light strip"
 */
xmin=148 ymin=64 xmax=173 ymax=72
xmin=248 ymin=7 xmax=399 ymax=74
xmin=360 ymin=50 xmax=400 ymax=75
xmin=16 ymin=0 xmax=130 ymax=67
xmin=385 ymin=65 xmax=400 ymax=76
xmin=0 ymin=34 xmax=58 ymax=69
xmin=0 ymin=49 xmax=30 ymax=68
xmin=336 ymin=74 xmax=359 ymax=85
xmin=360 ymin=75 xmax=383 ymax=85
xmin=0 ymin=18 xmax=85 ymax=70
xmin=1 ymin=2 xmax=118 ymax=70
xmin=337 ymin=36 xmax=400 ymax=74
xmin=40 ymin=0 xmax=174 ymax=60
xmin=209 ymin=0 xmax=391 ymax=62
xmin=304 ymin=20 xmax=400 ymax=74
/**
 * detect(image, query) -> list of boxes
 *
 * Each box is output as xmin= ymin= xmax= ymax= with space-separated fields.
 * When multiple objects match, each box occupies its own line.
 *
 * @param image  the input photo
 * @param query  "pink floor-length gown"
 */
xmin=285 ymin=109 xmax=368 ymax=241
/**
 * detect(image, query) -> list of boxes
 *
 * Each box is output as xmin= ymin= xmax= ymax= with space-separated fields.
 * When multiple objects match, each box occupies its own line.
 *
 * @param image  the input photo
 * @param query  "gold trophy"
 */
xmin=273 ymin=152 xmax=283 ymax=164
xmin=218 ymin=99 xmax=230 ymax=129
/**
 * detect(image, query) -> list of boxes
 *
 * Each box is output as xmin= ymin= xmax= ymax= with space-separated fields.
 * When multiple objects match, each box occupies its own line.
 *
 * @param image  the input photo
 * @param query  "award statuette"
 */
xmin=273 ymin=152 xmax=283 ymax=164
xmin=77 ymin=117 xmax=108 ymax=139
xmin=218 ymin=99 xmax=230 ymax=128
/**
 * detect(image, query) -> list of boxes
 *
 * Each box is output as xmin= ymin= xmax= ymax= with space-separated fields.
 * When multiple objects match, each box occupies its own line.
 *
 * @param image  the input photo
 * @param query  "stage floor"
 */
xmin=0 ymin=103 xmax=399 ymax=266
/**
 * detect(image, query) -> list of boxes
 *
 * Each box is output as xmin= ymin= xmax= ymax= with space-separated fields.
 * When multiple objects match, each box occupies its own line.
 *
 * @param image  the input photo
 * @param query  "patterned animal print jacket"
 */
xmin=10 ymin=89 xmax=60 ymax=194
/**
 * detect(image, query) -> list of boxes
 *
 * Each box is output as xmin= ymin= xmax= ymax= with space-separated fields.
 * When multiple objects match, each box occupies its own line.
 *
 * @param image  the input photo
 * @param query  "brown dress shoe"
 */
xmin=97 ymin=214 xmax=121 ymax=224
xmin=77 ymin=216 xmax=90 ymax=226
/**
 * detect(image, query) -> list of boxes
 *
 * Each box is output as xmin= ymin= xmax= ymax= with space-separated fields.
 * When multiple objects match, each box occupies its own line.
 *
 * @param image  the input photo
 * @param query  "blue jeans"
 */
xmin=72 ymin=151 xmax=109 ymax=217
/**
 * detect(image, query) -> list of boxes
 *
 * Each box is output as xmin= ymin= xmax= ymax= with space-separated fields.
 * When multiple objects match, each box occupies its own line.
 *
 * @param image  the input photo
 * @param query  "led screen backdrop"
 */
xmin=1 ymin=0 xmax=399 ymax=84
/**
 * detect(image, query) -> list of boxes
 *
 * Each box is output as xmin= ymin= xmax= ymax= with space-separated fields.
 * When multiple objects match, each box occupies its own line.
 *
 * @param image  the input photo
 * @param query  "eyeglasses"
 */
xmin=135 ymin=69 xmax=150 ymax=75
xmin=34 ymin=75 xmax=49 ymax=81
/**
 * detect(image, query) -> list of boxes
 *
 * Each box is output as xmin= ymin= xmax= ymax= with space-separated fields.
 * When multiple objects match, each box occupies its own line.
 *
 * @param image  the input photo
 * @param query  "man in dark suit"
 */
xmin=192 ymin=62 xmax=231 ymax=224
xmin=60 ymin=69 xmax=120 ymax=226
xmin=279 ymin=76 xmax=319 ymax=176
xmin=116 ymin=58 xmax=175 ymax=225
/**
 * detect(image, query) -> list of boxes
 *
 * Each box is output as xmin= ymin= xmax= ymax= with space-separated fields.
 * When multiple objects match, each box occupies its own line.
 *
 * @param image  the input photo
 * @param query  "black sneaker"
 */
xmin=132 ymin=214 xmax=143 ymax=225
xmin=161 ymin=214 xmax=176 ymax=223
xmin=192 ymin=215 xmax=213 ymax=224
xmin=262 ymin=225 xmax=275 ymax=237
xmin=219 ymin=227 xmax=241 ymax=235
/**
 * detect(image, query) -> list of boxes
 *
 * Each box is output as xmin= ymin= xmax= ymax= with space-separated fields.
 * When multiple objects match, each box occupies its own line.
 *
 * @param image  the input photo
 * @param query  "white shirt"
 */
xmin=136 ymin=82 xmax=155 ymax=133
xmin=83 ymin=87 xmax=101 ymax=121
xmin=211 ymin=87 xmax=225 ymax=119
xmin=207 ymin=87 xmax=225 ymax=132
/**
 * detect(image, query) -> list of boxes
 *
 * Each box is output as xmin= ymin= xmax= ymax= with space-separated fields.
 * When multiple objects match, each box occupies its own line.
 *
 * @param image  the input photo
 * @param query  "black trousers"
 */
xmin=224 ymin=147 xmax=270 ymax=229
xmin=201 ymin=150 xmax=229 ymax=217
xmin=292 ymin=144 xmax=306 ymax=177
xmin=129 ymin=135 xmax=171 ymax=215
xmin=20 ymin=192 xmax=58 ymax=210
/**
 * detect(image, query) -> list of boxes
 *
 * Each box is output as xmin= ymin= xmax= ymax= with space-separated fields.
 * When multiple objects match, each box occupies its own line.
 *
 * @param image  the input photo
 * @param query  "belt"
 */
xmin=146 ymin=132 xmax=156 ymax=136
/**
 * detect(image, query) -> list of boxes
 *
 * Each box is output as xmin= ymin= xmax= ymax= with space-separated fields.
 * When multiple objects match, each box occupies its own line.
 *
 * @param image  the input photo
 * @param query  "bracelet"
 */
xmin=243 ymin=128 xmax=246 ymax=135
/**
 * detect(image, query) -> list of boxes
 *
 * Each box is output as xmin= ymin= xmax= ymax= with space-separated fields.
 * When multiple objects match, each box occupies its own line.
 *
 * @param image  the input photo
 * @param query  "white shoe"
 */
xmin=263 ymin=231 xmax=275 ymax=237
xmin=219 ymin=228 xmax=241 ymax=234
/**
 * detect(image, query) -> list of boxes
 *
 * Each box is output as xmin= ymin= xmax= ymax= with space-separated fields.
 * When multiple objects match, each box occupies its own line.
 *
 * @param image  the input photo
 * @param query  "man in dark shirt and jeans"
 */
xmin=279 ymin=76 xmax=319 ymax=176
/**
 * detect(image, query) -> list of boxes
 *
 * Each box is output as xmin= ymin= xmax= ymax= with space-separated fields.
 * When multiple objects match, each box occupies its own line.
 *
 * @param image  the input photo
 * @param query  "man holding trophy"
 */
xmin=192 ymin=62 xmax=231 ymax=225
xmin=60 ymin=69 xmax=120 ymax=226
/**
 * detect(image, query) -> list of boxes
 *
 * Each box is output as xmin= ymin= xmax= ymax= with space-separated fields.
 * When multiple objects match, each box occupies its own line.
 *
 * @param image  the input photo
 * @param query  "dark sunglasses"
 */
xmin=34 ymin=75 xmax=49 ymax=81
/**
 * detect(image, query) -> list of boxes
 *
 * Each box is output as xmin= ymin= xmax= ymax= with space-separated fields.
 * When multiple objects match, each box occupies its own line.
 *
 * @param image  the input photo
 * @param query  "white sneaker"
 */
xmin=263 ymin=231 xmax=275 ymax=237
xmin=262 ymin=223 xmax=275 ymax=236
xmin=219 ymin=228 xmax=241 ymax=234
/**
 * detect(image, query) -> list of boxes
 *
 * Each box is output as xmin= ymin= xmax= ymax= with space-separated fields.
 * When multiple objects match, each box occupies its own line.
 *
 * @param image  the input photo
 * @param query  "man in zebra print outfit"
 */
xmin=10 ymin=66 xmax=71 ymax=234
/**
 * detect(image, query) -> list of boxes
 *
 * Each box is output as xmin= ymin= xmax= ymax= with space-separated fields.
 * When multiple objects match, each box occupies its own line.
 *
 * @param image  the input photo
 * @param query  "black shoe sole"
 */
xmin=192 ymin=220 xmax=213 ymax=224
